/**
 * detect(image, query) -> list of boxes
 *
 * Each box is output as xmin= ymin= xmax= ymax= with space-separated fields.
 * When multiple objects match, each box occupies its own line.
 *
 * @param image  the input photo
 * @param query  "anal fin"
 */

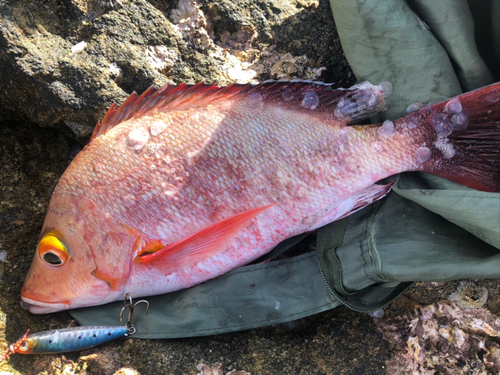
xmin=336 ymin=181 xmax=394 ymax=220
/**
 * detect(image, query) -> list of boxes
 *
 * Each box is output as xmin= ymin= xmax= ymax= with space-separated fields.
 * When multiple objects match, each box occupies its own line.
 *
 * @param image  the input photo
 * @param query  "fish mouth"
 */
xmin=20 ymin=295 xmax=70 ymax=314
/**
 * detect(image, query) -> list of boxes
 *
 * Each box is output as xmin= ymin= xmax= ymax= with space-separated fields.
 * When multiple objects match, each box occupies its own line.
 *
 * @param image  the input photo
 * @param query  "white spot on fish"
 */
xmin=146 ymin=142 xmax=161 ymax=157
xmin=405 ymin=102 xmax=424 ymax=114
xmin=275 ymin=300 xmax=280 ymax=310
xmin=443 ymin=98 xmax=462 ymax=114
xmin=0 ymin=250 xmax=7 ymax=262
xmin=126 ymin=128 xmax=150 ymax=153
xmin=53 ymin=330 xmax=60 ymax=343
xmin=371 ymin=140 xmax=383 ymax=152
xmin=407 ymin=120 xmax=418 ymax=129
xmin=368 ymin=309 xmax=385 ymax=318
xmin=415 ymin=146 xmax=431 ymax=163
xmin=431 ymin=113 xmax=453 ymax=137
xmin=149 ymin=121 xmax=167 ymax=136
xmin=434 ymin=138 xmax=456 ymax=159
xmin=338 ymin=82 xmax=385 ymax=119
xmin=451 ymin=112 xmax=469 ymax=131
xmin=338 ymin=127 xmax=355 ymax=143
xmin=247 ymin=92 xmax=262 ymax=106
xmin=334 ymin=99 xmax=352 ymax=119
xmin=93 ymin=163 xmax=104 ymax=173
xmin=301 ymin=91 xmax=319 ymax=110
xmin=485 ymin=90 xmax=500 ymax=103
xmin=71 ymin=41 xmax=87 ymax=54
xmin=282 ymin=88 xmax=293 ymax=101
xmin=351 ymin=81 xmax=377 ymax=91
xmin=377 ymin=120 xmax=396 ymax=138
xmin=379 ymin=81 xmax=393 ymax=98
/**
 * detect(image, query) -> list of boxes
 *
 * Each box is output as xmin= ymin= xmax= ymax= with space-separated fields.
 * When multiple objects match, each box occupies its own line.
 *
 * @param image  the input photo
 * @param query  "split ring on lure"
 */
xmin=0 ymin=330 xmax=30 ymax=362
xmin=0 ymin=295 xmax=148 ymax=361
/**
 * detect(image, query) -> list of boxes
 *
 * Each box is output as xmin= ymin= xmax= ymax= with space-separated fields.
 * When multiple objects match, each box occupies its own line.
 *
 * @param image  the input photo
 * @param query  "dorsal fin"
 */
xmin=91 ymin=80 xmax=386 ymax=141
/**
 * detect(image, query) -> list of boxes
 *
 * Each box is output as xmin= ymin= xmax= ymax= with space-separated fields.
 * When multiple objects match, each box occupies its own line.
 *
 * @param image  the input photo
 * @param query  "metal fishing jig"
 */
xmin=13 ymin=325 xmax=132 ymax=355
xmin=0 ymin=295 xmax=148 ymax=360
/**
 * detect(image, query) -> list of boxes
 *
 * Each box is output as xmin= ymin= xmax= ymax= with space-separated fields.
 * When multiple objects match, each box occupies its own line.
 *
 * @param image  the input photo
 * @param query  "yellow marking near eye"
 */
xmin=38 ymin=234 xmax=68 ymax=265
xmin=39 ymin=235 xmax=65 ymax=251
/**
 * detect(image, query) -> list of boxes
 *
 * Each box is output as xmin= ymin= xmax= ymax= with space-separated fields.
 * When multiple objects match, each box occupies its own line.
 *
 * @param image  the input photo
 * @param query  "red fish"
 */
xmin=21 ymin=81 xmax=500 ymax=313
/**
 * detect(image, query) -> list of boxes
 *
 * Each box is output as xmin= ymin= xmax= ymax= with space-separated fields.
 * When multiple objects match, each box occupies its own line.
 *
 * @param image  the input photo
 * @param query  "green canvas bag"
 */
xmin=71 ymin=0 xmax=499 ymax=337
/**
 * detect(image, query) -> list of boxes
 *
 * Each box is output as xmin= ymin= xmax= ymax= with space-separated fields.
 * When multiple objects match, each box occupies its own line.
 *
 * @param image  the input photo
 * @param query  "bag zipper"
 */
xmin=316 ymin=233 xmax=414 ymax=314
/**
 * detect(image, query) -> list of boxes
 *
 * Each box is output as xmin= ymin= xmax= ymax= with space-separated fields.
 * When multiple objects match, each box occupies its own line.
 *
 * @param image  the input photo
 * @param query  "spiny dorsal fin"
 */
xmin=91 ymin=81 xmax=386 ymax=141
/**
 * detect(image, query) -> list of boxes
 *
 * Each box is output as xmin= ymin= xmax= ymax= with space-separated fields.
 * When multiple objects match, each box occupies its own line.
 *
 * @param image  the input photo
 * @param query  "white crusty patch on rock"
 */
xmin=108 ymin=62 xmax=121 ymax=77
xmin=170 ymin=0 xmax=212 ymax=50
xmin=71 ymin=41 xmax=87 ymax=54
xmin=169 ymin=0 xmax=324 ymax=84
xmin=146 ymin=46 xmax=178 ymax=72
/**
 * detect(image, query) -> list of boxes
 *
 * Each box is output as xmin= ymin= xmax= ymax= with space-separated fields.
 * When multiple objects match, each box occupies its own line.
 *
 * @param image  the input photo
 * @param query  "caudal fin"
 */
xmin=418 ymin=82 xmax=500 ymax=192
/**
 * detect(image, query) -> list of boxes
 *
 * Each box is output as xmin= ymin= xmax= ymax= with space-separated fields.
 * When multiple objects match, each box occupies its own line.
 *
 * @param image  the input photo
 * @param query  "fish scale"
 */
xmin=21 ymin=80 xmax=500 ymax=313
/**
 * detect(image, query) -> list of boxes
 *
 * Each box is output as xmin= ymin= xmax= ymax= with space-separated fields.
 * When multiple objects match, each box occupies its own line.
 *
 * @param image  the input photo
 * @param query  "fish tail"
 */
xmin=412 ymin=82 xmax=500 ymax=192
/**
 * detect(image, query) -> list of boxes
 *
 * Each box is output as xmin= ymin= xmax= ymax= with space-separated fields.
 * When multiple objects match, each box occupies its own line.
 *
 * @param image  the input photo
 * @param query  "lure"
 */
xmin=14 ymin=325 xmax=133 ymax=354
xmin=0 ymin=296 xmax=148 ymax=361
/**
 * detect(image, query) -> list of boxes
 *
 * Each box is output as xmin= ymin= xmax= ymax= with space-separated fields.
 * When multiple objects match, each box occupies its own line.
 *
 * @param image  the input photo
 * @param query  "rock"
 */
xmin=375 ymin=300 xmax=500 ymax=375
xmin=0 ymin=0 xmax=351 ymax=141
xmin=79 ymin=351 xmax=122 ymax=375
xmin=114 ymin=367 xmax=141 ymax=375
xmin=449 ymin=280 xmax=488 ymax=309
xmin=32 ymin=355 xmax=79 ymax=375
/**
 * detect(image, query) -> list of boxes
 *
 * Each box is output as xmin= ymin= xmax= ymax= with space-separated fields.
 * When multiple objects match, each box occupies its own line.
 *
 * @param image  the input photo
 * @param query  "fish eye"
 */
xmin=38 ymin=234 xmax=69 ymax=267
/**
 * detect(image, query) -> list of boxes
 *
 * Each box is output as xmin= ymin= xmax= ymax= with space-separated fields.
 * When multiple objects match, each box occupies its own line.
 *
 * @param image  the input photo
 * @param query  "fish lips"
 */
xmin=20 ymin=295 xmax=70 ymax=314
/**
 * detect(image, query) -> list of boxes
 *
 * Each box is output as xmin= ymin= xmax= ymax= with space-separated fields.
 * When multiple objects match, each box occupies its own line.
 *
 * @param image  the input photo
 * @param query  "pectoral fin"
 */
xmin=137 ymin=205 xmax=274 ymax=267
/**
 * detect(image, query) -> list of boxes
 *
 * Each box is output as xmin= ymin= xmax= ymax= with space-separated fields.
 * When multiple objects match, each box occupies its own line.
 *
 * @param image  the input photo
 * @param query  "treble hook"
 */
xmin=120 ymin=294 xmax=149 ymax=334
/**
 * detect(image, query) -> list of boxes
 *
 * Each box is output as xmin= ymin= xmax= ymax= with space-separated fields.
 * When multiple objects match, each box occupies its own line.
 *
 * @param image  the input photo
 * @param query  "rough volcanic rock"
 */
xmin=0 ymin=0 xmax=352 ymax=141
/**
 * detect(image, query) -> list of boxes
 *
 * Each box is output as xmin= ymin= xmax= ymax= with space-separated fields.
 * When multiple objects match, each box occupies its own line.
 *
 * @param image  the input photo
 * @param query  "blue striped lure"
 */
xmin=14 ymin=325 xmax=133 ymax=354
xmin=0 ymin=295 xmax=148 ymax=361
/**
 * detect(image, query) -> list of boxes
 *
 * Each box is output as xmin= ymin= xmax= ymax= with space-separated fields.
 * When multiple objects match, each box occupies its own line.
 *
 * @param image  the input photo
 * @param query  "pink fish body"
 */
xmin=21 ymin=81 xmax=500 ymax=313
